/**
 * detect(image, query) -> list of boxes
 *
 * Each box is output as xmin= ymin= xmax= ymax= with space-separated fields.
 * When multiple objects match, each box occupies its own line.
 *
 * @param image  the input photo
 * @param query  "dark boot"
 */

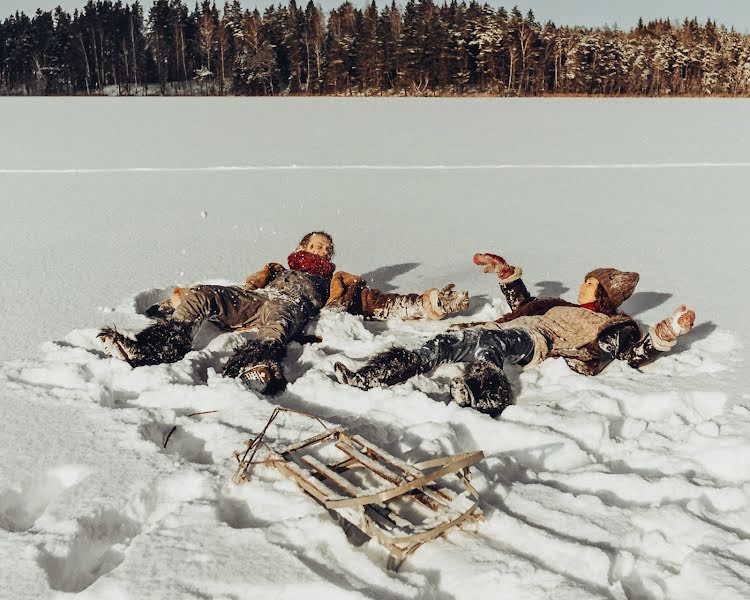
xmin=450 ymin=360 xmax=513 ymax=417
xmin=334 ymin=347 xmax=425 ymax=390
xmin=98 ymin=320 xmax=194 ymax=367
xmin=144 ymin=300 xmax=175 ymax=321
xmin=223 ymin=339 xmax=287 ymax=395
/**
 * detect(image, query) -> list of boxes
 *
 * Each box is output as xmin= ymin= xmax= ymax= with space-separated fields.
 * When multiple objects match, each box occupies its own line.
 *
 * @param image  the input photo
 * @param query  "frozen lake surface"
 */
xmin=1 ymin=98 xmax=749 ymax=599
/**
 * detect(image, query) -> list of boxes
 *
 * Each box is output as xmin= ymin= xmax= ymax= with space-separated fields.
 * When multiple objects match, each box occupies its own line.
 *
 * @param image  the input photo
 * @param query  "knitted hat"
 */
xmin=584 ymin=268 xmax=639 ymax=308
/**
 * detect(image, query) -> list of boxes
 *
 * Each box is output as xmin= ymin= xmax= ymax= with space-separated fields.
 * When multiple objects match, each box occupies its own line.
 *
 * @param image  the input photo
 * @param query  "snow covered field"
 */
xmin=1 ymin=98 xmax=749 ymax=599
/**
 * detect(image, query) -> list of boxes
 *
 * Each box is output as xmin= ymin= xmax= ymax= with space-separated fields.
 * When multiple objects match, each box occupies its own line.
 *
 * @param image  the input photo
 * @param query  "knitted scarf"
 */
xmin=287 ymin=250 xmax=336 ymax=278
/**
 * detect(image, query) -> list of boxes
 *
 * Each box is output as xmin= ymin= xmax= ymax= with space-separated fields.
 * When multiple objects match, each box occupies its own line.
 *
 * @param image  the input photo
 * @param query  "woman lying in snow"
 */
xmin=335 ymin=253 xmax=696 ymax=417
xmin=99 ymin=231 xmax=469 ymax=395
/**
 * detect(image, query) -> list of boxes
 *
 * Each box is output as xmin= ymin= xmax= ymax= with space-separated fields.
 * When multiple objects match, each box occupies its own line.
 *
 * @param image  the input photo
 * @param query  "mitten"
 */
xmin=473 ymin=253 xmax=522 ymax=283
xmin=651 ymin=305 xmax=696 ymax=350
xmin=422 ymin=284 xmax=470 ymax=319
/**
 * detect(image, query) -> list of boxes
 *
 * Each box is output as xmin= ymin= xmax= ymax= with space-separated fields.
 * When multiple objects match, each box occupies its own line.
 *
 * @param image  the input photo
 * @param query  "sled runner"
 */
xmin=233 ymin=408 xmax=484 ymax=570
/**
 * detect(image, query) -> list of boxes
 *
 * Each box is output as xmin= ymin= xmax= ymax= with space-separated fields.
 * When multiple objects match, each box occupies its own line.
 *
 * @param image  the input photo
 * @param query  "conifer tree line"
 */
xmin=3 ymin=0 xmax=750 ymax=96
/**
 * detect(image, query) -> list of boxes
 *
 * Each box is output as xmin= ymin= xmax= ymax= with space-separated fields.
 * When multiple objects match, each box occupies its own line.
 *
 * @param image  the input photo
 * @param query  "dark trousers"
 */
xmin=414 ymin=327 xmax=535 ymax=372
xmin=172 ymin=285 xmax=307 ymax=343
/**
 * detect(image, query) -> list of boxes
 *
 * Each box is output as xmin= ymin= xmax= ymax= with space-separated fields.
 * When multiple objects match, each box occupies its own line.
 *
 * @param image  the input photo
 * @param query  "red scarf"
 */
xmin=287 ymin=250 xmax=336 ymax=278
xmin=580 ymin=301 xmax=600 ymax=313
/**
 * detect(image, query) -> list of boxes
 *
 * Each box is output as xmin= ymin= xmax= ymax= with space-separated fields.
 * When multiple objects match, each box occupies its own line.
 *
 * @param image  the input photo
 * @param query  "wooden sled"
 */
xmin=233 ymin=408 xmax=484 ymax=571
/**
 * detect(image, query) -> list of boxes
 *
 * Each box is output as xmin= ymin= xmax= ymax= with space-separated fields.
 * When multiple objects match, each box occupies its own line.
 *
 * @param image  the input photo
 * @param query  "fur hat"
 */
xmin=584 ymin=268 xmax=639 ymax=308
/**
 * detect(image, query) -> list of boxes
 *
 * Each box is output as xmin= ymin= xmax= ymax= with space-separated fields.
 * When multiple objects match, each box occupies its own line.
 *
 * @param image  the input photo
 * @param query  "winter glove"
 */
xmin=473 ymin=253 xmax=522 ymax=283
xmin=325 ymin=272 xmax=365 ymax=312
xmin=650 ymin=305 xmax=696 ymax=350
xmin=245 ymin=262 xmax=284 ymax=290
xmin=422 ymin=284 xmax=470 ymax=319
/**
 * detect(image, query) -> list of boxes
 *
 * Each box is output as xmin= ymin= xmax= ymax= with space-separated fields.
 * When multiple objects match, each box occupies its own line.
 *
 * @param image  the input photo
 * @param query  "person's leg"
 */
xmin=99 ymin=285 xmax=261 ymax=368
xmin=447 ymin=328 xmax=535 ymax=416
xmin=333 ymin=328 xmax=502 ymax=390
xmin=98 ymin=319 xmax=196 ymax=367
xmin=222 ymin=300 xmax=309 ymax=394
xmin=173 ymin=285 xmax=265 ymax=327
xmin=335 ymin=327 xmax=535 ymax=417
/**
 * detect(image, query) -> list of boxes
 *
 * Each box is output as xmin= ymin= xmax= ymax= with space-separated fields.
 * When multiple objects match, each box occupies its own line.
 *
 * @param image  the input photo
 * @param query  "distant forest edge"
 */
xmin=2 ymin=0 xmax=750 ymax=96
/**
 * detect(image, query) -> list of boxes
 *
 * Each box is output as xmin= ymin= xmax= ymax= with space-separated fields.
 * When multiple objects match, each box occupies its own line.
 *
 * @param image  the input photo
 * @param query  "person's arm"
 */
xmin=324 ymin=271 xmax=367 ymax=312
xmin=245 ymin=262 xmax=284 ymax=290
xmin=324 ymin=271 xmax=469 ymax=320
xmin=359 ymin=284 xmax=469 ymax=320
xmin=620 ymin=306 xmax=696 ymax=369
xmin=473 ymin=253 xmax=532 ymax=311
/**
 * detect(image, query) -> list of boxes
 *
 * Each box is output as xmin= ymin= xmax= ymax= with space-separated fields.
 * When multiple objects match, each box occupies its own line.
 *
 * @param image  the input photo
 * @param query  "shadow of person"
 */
xmin=668 ymin=321 xmax=718 ymax=357
xmin=533 ymin=281 xmax=569 ymax=297
xmin=360 ymin=263 xmax=420 ymax=292
xmin=621 ymin=291 xmax=673 ymax=316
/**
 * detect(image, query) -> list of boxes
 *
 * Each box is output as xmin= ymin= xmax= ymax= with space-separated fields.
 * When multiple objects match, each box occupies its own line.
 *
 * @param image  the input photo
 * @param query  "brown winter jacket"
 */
xmin=458 ymin=278 xmax=660 ymax=376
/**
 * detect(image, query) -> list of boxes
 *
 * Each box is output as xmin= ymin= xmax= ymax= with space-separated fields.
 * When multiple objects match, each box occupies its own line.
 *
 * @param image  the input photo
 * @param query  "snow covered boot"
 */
xmin=98 ymin=319 xmax=194 ymax=367
xmin=334 ymin=347 xmax=426 ymax=390
xmin=222 ymin=339 xmax=287 ymax=395
xmin=450 ymin=360 xmax=513 ymax=418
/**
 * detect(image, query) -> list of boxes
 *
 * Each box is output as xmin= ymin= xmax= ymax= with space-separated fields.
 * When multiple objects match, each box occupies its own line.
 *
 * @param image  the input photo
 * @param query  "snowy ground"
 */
xmin=1 ymin=98 xmax=749 ymax=599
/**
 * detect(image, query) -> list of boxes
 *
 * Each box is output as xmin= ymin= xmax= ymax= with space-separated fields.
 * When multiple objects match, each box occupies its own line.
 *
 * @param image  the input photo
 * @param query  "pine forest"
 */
xmin=3 ymin=0 xmax=750 ymax=96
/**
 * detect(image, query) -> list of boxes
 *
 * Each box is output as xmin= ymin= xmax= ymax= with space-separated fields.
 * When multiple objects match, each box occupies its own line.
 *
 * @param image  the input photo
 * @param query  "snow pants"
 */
xmin=414 ymin=327 xmax=536 ymax=372
xmin=172 ymin=285 xmax=309 ymax=344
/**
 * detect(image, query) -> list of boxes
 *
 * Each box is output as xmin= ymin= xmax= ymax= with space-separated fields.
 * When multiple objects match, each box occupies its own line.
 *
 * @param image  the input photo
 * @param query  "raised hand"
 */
xmin=654 ymin=305 xmax=696 ymax=343
xmin=436 ymin=284 xmax=470 ymax=315
xmin=473 ymin=253 xmax=518 ymax=281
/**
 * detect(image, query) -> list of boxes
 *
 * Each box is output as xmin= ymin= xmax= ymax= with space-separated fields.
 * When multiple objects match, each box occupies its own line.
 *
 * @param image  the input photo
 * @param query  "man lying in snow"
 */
xmin=99 ymin=231 xmax=469 ymax=394
xmin=334 ymin=253 xmax=696 ymax=417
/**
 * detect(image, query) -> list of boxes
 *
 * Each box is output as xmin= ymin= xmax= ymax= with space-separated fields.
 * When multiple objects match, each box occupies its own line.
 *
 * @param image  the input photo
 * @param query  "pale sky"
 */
xmin=2 ymin=0 xmax=749 ymax=33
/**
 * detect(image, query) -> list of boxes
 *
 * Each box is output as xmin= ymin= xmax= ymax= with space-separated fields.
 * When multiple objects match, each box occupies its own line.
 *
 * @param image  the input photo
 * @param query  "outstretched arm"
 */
xmin=360 ymin=284 xmax=469 ymax=320
xmin=620 ymin=306 xmax=696 ymax=369
xmin=473 ymin=253 xmax=532 ymax=311
xmin=324 ymin=272 xmax=469 ymax=320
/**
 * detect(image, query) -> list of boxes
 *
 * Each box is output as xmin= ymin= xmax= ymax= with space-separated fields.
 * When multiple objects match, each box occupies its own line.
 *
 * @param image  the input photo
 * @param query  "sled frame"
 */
xmin=233 ymin=408 xmax=484 ymax=570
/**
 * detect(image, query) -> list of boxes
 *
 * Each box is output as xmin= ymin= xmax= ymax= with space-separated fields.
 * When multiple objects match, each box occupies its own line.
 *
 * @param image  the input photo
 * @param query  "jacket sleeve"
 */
xmin=359 ymin=287 xmax=440 ymax=320
xmin=619 ymin=330 xmax=674 ymax=369
xmin=245 ymin=263 xmax=284 ymax=290
xmin=600 ymin=321 xmax=661 ymax=370
xmin=500 ymin=277 xmax=533 ymax=312
xmin=566 ymin=321 xmax=642 ymax=376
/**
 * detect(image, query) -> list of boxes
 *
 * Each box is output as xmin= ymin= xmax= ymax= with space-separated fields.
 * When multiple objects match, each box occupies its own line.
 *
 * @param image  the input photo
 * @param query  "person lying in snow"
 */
xmin=98 ymin=231 xmax=469 ymax=394
xmin=334 ymin=253 xmax=696 ymax=417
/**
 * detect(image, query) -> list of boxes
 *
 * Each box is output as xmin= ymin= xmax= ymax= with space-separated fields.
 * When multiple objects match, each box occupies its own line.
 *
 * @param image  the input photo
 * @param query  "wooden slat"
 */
xmin=335 ymin=442 xmax=402 ymax=485
xmin=369 ymin=504 xmax=412 ymax=529
xmin=280 ymin=427 xmax=344 ymax=455
xmin=351 ymin=435 xmax=422 ymax=479
xmin=299 ymin=454 xmax=363 ymax=498
xmin=420 ymin=486 xmax=456 ymax=509
xmin=323 ymin=451 xmax=484 ymax=509
xmin=363 ymin=506 xmax=400 ymax=532
xmin=278 ymin=461 xmax=343 ymax=502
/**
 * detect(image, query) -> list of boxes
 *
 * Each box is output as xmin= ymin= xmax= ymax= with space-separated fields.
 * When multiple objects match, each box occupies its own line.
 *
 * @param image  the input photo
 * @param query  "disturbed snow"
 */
xmin=0 ymin=294 xmax=745 ymax=600
xmin=1 ymin=99 xmax=749 ymax=599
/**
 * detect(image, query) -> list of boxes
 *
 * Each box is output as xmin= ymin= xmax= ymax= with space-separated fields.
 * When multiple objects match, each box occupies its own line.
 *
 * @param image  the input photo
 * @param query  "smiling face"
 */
xmin=299 ymin=233 xmax=333 ymax=260
xmin=578 ymin=277 xmax=600 ymax=305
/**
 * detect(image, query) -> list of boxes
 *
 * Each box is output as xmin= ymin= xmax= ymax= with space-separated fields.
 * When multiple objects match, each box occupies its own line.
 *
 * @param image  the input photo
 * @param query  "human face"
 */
xmin=578 ymin=277 xmax=600 ymax=305
xmin=300 ymin=234 xmax=332 ymax=260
